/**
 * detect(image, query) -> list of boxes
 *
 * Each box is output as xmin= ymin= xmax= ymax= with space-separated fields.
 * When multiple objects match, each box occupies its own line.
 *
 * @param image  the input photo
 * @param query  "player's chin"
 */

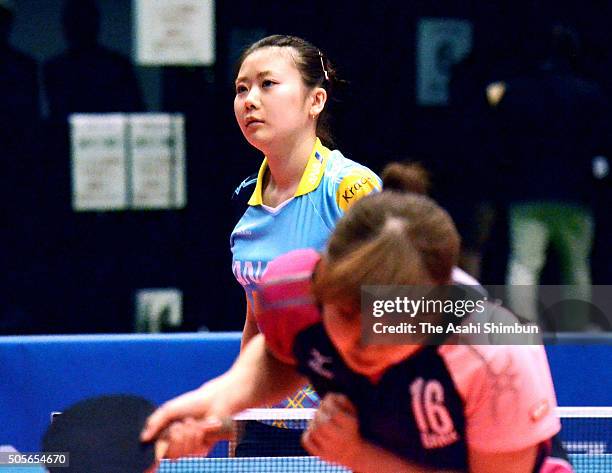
xmin=243 ymin=130 xmax=271 ymax=149
xmin=353 ymin=363 xmax=386 ymax=377
xmin=342 ymin=350 xmax=387 ymax=376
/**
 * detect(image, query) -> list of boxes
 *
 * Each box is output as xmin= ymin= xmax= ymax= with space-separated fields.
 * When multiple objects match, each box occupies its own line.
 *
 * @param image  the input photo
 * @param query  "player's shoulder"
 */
xmin=439 ymin=339 xmax=551 ymax=397
xmin=255 ymin=249 xmax=323 ymax=364
xmin=325 ymin=150 xmax=380 ymax=182
xmin=325 ymin=151 xmax=381 ymax=211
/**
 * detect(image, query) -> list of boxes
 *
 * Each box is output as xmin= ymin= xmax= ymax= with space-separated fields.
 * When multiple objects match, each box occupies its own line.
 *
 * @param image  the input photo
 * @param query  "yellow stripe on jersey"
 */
xmin=247 ymin=138 xmax=331 ymax=206
xmin=294 ymin=139 xmax=331 ymax=197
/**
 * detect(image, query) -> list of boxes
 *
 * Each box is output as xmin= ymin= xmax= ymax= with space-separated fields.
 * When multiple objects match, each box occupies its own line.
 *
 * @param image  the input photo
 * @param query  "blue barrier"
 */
xmin=0 ymin=333 xmax=240 ymax=452
xmin=0 ymin=333 xmax=610 ymax=452
xmin=545 ymin=342 xmax=611 ymax=407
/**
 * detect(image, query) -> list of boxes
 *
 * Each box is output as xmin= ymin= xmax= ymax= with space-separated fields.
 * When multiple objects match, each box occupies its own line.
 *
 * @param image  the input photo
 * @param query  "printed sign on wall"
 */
xmin=135 ymin=0 xmax=215 ymax=66
xmin=70 ymin=113 xmax=186 ymax=211
xmin=70 ymin=114 xmax=128 ymax=211
xmin=130 ymin=114 xmax=186 ymax=209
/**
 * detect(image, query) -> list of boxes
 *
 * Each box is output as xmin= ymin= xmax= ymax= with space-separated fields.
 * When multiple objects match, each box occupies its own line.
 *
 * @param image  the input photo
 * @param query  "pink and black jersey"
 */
xmin=256 ymin=248 xmax=574 ymax=472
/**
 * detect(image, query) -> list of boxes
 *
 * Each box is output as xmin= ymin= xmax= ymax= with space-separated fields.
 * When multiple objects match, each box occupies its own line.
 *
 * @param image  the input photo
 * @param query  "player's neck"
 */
xmin=264 ymin=133 xmax=316 ymax=191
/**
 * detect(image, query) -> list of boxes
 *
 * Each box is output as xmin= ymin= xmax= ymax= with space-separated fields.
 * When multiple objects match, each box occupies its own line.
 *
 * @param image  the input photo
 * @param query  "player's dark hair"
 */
xmin=235 ymin=34 xmax=340 ymax=148
xmin=313 ymin=162 xmax=460 ymax=310
xmin=380 ymin=162 xmax=431 ymax=195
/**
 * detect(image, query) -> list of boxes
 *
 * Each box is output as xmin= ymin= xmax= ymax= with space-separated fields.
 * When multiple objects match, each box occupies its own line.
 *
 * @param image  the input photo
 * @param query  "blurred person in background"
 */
xmin=43 ymin=0 xmax=144 ymax=121
xmin=35 ymin=0 xmax=145 ymax=333
xmin=488 ymin=24 xmax=610 ymax=330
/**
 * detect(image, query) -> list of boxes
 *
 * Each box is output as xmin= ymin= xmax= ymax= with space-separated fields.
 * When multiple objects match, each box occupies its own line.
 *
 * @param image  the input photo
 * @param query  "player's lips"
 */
xmin=245 ymin=117 xmax=264 ymax=127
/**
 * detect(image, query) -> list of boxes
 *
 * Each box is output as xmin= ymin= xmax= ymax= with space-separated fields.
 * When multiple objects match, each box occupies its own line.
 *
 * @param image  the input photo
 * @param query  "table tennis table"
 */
xmin=155 ymin=454 xmax=610 ymax=472
xmin=0 ymin=454 xmax=608 ymax=472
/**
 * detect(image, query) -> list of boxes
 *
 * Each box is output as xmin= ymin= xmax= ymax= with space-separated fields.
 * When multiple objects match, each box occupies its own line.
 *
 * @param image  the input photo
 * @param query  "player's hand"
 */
xmin=141 ymin=386 xmax=212 ymax=443
xmin=302 ymin=393 xmax=364 ymax=469
xmin=154 ymin=417 xmax=230 ymax=460
xmin=140 ymin=382 xmax=233 ymax=459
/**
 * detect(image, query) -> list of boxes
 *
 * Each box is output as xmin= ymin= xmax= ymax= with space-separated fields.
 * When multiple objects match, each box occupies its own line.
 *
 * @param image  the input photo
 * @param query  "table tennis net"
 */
xmin=555 ymin=407 xmax=612 ymax=472
xmin=157 ymin=407 xmax=611 ymax=473
xmin=159 ymin=408 xmax=347 ymax=472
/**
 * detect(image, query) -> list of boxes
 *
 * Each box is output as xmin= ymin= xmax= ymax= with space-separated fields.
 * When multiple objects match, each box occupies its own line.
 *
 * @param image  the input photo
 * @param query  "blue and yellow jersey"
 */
xmin=230 ymin=138 xmax=380 ymax=414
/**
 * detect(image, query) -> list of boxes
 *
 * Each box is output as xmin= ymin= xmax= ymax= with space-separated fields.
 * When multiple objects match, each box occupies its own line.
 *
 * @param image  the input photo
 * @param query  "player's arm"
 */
xmin=240 ymin=293 xmax=260 ymax=351
xmin=231 ymin=334 xmax=307 ymax=408
xmin=141 ymin=334 xmax=306 ymax=449
xmin=303 ymin=394 xmax=460 ymax=473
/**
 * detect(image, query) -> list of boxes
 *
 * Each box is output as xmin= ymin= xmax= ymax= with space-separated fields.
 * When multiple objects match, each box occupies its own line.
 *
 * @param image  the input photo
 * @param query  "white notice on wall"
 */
xmin=135 ymin=0 xmax=215 ymax=66
xmin=416 ymin=18 xmax=472 ymax=106
xmin=70 ymin=114 xmax=128 ymax=211
xmin=135 ymin=288 xmax=183 ymax=333
xmin=129 ymin=114 xmax=186 ymax=210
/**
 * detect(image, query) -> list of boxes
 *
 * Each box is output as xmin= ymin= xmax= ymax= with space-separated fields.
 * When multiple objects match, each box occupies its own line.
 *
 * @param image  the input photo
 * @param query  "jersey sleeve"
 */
xmin=440 ymin=344 xmax=561 ymax=453
xmin=254 ymin=248 xmax=323 ymax=365
xmin=335 ymin=167 xmax=381 ymax=212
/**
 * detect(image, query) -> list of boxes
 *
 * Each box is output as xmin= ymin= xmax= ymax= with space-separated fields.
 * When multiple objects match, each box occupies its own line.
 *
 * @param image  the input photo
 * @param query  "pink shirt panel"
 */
xmin=439 ymin=343 xmax=561 ymax=452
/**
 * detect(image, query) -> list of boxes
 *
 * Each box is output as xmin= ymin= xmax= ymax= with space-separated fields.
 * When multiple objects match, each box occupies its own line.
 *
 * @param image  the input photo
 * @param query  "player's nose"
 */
xmin=244 ymin=87 xmax=260 ymax=110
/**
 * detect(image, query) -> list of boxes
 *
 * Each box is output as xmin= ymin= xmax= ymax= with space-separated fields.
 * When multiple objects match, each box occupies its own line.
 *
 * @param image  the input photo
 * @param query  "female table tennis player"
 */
xmin=230 ymin=33 xmax=380 ymax=456
xmin=142 ymin=163 xmax=573 ymax=473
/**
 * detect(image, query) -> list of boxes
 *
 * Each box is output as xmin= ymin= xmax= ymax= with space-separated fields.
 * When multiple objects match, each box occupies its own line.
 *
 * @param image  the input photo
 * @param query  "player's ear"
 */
xmin=309 ymin=87 xmax=327 ymax=118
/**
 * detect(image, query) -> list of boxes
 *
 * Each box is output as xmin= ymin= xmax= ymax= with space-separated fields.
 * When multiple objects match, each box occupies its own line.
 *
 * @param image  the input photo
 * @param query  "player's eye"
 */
xmin=262 ymin=79 xmax=275 ymax=88
xmin=235 ymin=84 xmax=247 ymax=94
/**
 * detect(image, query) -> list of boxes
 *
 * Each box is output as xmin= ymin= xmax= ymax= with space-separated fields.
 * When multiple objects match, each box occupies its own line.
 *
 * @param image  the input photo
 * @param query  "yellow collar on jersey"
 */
xmin=248 ymin=138 xmax=332 ymax=206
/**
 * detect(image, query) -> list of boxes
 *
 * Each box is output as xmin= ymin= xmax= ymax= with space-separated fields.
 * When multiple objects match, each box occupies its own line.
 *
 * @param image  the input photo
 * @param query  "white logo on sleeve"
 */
xmin=308 ymin=349 xmax=334 ymax=380
xmin=410 ymin=378 xmax=459 ymax=449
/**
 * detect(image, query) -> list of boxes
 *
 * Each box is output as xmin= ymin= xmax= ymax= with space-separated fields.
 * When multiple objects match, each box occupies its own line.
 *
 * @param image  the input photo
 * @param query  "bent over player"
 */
xmin=143 ymin=163 xmax=573 ymax=473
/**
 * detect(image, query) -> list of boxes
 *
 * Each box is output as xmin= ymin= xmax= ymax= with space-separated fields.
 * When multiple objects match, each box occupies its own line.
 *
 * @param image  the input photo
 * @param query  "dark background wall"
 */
xmin=2 ymin=0 xmax=611 ymax=334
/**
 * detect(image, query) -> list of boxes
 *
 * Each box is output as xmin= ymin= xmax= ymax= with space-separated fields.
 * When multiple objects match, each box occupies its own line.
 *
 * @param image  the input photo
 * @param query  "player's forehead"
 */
xmin=236 ymin=46 xmax=301 ymax=82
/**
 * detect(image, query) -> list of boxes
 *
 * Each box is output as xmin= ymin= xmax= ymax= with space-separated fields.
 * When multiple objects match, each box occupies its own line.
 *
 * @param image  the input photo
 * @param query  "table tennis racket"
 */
xmin=42 ymin=394 xmax=158 ymax=473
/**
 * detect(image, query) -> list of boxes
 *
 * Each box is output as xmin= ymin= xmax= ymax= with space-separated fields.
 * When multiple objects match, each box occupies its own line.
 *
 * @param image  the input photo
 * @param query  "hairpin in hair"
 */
xmin=318 ymin=50 xmax=330 ymax=81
